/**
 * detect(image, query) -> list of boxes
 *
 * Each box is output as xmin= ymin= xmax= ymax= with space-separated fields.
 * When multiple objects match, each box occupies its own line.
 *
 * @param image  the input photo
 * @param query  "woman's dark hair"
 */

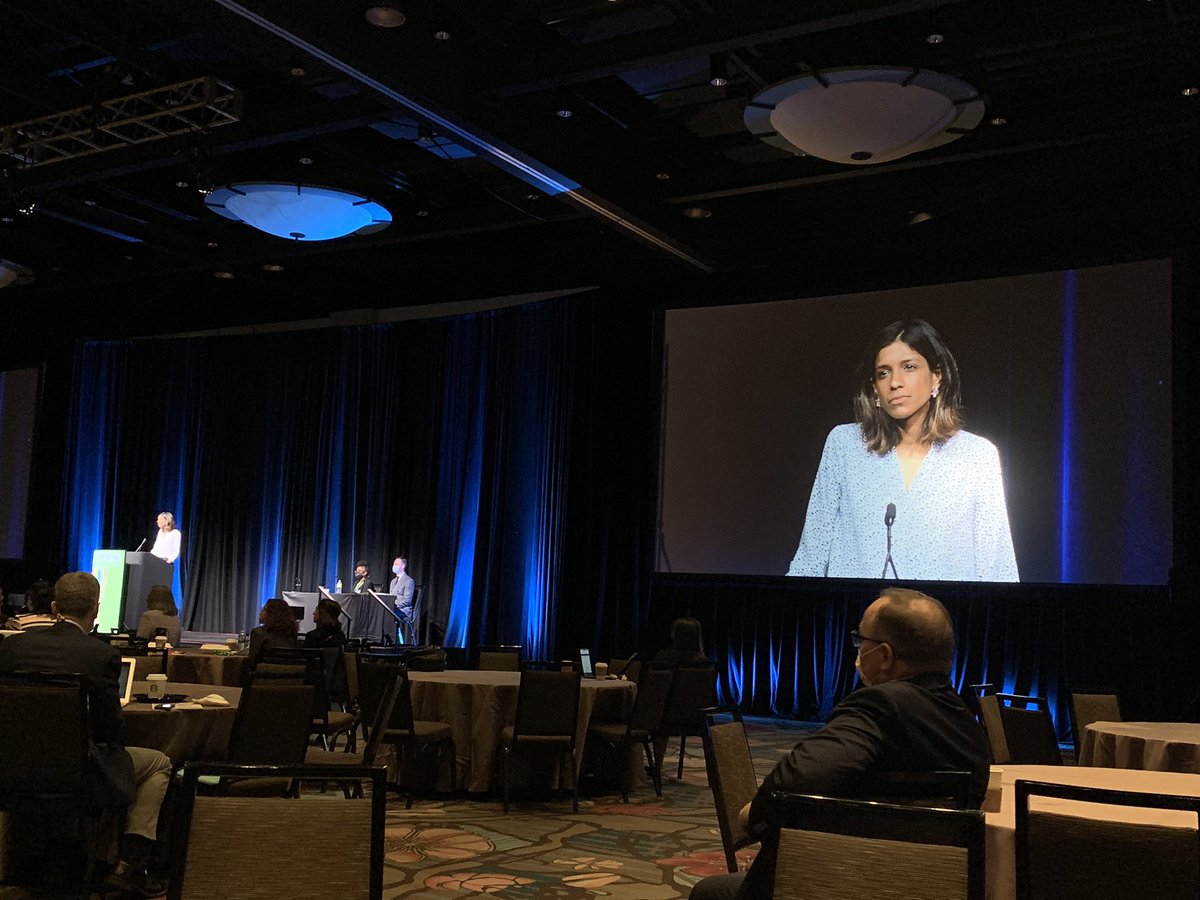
xmin=315 ymin=599 xmax=342 ymax=629
xmin=144 ymin=584 xmax=178 ymax=616
xmin=24 ymin=579 xmax=54 ymax=615
xmin=260 ymin=598 xmax=299 ymax=636
xmin=670 ymin=617 xmax=705 ymax=661
xmin=853 ymin=318 xmax=963 ymax=454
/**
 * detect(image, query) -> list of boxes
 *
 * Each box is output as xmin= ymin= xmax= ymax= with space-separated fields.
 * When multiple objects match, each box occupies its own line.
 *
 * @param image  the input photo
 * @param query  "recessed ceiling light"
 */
xmin=709 ymin=75 xmax=728 ymax=87
xmin=83 ymin=199 xmax=97 ymax=206
xmin=1183 ymin=87 xmax=1199 ymax=97
xmin=196 ymin=187 xmax=212 ymax=195
xmin=434 ymin=30 xmax=451 ymax=41
xmin=18 ymin=203 xmax=35 ymax=216
xmin=175 ymin=180 xmax=189 ymax=189
xmin=683 ymin=207 xmax=712 ymax=219
xmin=207 ymin=241 xmax=219 ymax=249
xmin=0 ymin=216 xmax=13 ymax=224
xmin=556 ymin=109 xmax=573 ymax=118
xmin=415 ymin=209 xmax=429 ymax=217
xmin=908 ymin=211 xmax=933 ymax=225
xmin=365 ymin=3 xmax=406 ymax=27
xmin=655 ymin=172 xmax=671 ymax=180
xmin=298 ymin=157 xmax=314 ymax=165
xmin=214 ymin=271 xmax=235 ymax=279
xmin=926 ymin=33 xmax=944 ymax=44
xmin=262 ymin=263 xmax=285 ymax=272
xmin=990 ymin=116 xmax=1008 ymax=126
xmin=289 ymin=57 xmax=307 ymax=78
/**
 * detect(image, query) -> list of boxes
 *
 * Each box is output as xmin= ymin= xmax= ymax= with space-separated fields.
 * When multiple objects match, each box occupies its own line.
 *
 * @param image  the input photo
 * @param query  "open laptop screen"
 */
xmin=118 ymin=657 xmax=136 ymax=706
xmin=579 ymin=648 xmax=594 ymax=677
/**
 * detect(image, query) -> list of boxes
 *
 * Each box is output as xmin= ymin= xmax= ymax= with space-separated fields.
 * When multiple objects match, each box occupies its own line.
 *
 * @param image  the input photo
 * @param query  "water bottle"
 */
xmin=237 ymin=629 xmax=247 ymax=649
xmin=335 ymin=578 xmax=343 ymax=594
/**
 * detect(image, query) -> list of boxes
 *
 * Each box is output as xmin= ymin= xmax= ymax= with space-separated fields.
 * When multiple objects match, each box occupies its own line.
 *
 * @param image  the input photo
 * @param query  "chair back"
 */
xmin=865 ymin=770 xmax=975 ymax=809
xmin=172 ymin=763 xmax=386 ymax=900
xmin=478 ymin=645 xmax=522 ymax=671
xmin=1015 ymin=779 xmax=1200 ymax=900
xmin=1067 ymin=690 xmax=1121 ymax=756
xmin=227 ymin=683 xmax=315 ymax=764
xmin=358 ymin=666 xmax=403 ymax=765
xmin=977 ymin=694 xmax=1011 ymax=764
xmin=0 ymin=674 xmax=90 ymax=797
xmin=769 ymin=791 xmax=985 ymax=900
xmin=661 ymin=663 xmax=718 ymax=735
xmin=997 ymin=694 xmax=1061 ymax=765
xmin=384 ymin=666 xmax=419 ymax=735
xmin=701 ymin=707 xmax=759 ymax=872
xmin=257 ymin=647 xmax=333 ymax=724
xmin=628 ymin=666 xmax=674 ymax=735
xmin=512 ymin=670 xmax=581 ymax=744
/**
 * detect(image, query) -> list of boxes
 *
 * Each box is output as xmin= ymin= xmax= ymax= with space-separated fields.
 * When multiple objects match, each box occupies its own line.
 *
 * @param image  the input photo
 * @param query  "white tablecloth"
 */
xmin=1080 ymin=721 xmax=1200 ymax=774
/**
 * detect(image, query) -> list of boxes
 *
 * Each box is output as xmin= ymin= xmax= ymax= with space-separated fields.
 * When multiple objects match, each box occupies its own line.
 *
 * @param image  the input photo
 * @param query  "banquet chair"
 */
xmin=1015 ymin=779 xmax=1200 ymax=900
xmin=171 ymin=763 xmax=386 ymax=900
xmin=380 ymin=664 xmax=455 ymax=809
xmin=587 ymin=665 xmax=674 ymax=801
xmin=658 ymin=662 xmax=717 ymax=780
xmin=257 ymin=648 xmax=357 ymax=751
xmin=401 ymin=585 xmax=424 ymax=645
xmin=701 ymin=706 xmax=760 ymax=872
xmin=768 ymin=791 xmax=986 ymax=900
xmin=0 ymin=673 xmax=112 ymax=897
xmin=499 ymin=669 xmax=582 ymax=813
xmin=997 ymin=694 xmax=1062 ymax=765
xmin=973 ymin=685 xmax=1011 ymax=764
xmin=201 ymin=682 xmax=315 ymax=797
xmin=1066 ymin=689 xmax=1122 ymax=761
xmin=304 ymin=664 xmax=403 ymax=798
xmin=478 ymin=644 xmax=522 ymax=671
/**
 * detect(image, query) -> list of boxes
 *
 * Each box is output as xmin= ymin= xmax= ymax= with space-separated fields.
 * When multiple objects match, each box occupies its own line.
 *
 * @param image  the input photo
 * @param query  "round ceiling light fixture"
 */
xmin=0 ymin=259 xmax=34 ymax=289
xmin=365 ymin=2 xmax=406 ymax=27
xmin=744 ymin=66 xmax=984 ymax=165
xmin=205 ymin=183 xmax=392 ymax=241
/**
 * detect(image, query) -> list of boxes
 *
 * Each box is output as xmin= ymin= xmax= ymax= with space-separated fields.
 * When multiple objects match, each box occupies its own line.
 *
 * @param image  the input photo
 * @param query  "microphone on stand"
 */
xmin=881 ymin=503 xmax=898 ymax=579
xmin=133 ymin=538 xmax=146 ymax=552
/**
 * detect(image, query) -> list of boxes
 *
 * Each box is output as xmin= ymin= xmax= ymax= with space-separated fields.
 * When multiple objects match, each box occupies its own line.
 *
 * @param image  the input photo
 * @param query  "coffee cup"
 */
xmin=154 ymin=636 xmax=167 ymax=649
xmin=595 ymin=662 xmax=609 ymax=679
xmin=146 ymin=673 xmax=168 ymax=700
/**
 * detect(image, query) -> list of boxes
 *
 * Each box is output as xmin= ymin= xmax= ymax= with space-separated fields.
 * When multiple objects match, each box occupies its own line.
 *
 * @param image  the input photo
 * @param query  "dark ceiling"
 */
xmin=1 ymin=0 xmax=1198 ymax=359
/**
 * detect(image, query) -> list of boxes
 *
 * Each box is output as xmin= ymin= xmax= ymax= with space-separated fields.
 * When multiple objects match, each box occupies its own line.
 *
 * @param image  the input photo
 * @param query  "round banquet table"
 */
xmin=407 ymin=670 xmax=637 ymax=793
xmin=1079 ymin=721 xmax=1200 ymax=774
xmin=985 ymin=763 xmax=1200 ymax=900
xmin=123 ymin=681 xmax=241 ymax=765
xmin=167 ymin=649 xmax=248 ymax=687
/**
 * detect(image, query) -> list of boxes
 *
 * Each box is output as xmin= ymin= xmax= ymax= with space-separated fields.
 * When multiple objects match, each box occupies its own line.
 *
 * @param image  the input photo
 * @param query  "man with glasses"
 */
xmin=690 ymin=588 xmax=989 ymax=900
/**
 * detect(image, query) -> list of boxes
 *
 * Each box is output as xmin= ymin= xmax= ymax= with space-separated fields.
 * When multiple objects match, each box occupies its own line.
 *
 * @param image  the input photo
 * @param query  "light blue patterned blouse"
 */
xmin=787 ymin=424 xmax=1019 ymax=581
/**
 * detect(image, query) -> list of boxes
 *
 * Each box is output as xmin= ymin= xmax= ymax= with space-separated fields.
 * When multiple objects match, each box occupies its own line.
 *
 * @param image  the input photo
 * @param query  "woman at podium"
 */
xmin=150 ymin=511 xmax=181 ymax=564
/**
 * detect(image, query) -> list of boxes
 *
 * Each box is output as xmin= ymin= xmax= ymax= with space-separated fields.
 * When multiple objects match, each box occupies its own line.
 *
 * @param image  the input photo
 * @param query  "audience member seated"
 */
xmin=0 ymin=572 xmax=173 ymax=898
xmin=689 ymin=588 xmax=990 ymax=900
xmin=13 ymin=579 xmax=56 ymax=630
xmin=248 ymin=597 xmax=300 ymax=666
xmin=303 ymin=599 xmax=348 ymax=649
xmin=654 ymin=617 xmax=708 ymax=666
xmin=135 ymin=584 xmax=182 ymax=646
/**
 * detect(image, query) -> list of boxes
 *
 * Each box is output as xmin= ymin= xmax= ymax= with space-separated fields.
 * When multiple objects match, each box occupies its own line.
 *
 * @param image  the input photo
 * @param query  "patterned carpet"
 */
xmin=381 ymin=718 xmax=815 ymax=899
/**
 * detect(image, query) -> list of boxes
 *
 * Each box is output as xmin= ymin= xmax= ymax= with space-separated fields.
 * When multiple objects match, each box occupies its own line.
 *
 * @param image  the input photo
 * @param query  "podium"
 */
xmin=90 ymin=549 xmax=174 ymax=633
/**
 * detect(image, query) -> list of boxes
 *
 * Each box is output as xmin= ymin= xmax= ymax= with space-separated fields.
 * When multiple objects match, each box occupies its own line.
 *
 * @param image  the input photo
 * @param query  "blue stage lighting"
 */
xmin=205 ymin=182 xmax=392 ymax=241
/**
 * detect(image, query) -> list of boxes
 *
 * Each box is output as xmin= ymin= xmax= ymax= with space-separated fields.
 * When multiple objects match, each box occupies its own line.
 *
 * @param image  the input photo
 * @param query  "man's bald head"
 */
xmin=865 ymin=588 xmax=955 ymax=675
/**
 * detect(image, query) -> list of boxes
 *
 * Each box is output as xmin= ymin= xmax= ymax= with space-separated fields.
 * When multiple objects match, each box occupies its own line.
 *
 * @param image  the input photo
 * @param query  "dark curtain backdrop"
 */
xmin=46 ymin=254 xmax=1200 ymax=738
xmin=61 ymin=297 xmax=581 ymax=656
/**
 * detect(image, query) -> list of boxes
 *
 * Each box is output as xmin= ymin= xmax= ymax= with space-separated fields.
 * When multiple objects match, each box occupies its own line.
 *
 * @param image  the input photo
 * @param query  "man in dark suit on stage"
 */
xmin=0 ymin=571 xmax=173 ymax=898
xmin=689 ymin=588 xmax=991 ymax=900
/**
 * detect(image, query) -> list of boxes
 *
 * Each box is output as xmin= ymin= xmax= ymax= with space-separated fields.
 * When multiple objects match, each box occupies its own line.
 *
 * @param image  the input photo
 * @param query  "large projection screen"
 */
xmin=660 ymin=260 xmax=1172 ymax=585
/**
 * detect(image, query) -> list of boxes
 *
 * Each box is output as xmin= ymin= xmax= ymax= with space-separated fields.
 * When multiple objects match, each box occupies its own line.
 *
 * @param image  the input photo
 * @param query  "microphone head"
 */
xmin=885 ymin=503 xmax=896 ymax=525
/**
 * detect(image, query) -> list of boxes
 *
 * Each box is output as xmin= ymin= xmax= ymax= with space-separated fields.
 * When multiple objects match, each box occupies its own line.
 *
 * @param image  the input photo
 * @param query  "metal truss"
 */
xmin=1 ymin=77 xmax=242 ymax=168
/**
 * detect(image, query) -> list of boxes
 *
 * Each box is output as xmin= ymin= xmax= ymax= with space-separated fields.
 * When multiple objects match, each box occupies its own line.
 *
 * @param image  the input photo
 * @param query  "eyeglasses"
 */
xmin=850 ymin=628 xmax=887 ymax=649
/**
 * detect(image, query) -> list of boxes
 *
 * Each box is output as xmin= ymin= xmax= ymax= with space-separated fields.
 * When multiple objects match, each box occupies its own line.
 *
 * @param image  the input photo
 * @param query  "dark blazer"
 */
xmin=248 ymin=626 xmax=299 ymax=666
xmin=0 ymin=620 xmax=136 ymax=804
xmin=741 ymin=672 xmax=991 ymax=898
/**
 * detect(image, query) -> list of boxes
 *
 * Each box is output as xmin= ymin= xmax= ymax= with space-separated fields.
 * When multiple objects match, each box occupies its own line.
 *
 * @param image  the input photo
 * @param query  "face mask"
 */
xmin=392 ymin=565 xmax=402 ymax=574
xmin=855 ymin=642 xmax=884 ymax=686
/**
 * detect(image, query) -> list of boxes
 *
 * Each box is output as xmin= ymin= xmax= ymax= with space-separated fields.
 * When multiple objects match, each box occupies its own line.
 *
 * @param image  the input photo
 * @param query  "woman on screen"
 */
xmin=787 ymin=319 xmax=1018 ymax=581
